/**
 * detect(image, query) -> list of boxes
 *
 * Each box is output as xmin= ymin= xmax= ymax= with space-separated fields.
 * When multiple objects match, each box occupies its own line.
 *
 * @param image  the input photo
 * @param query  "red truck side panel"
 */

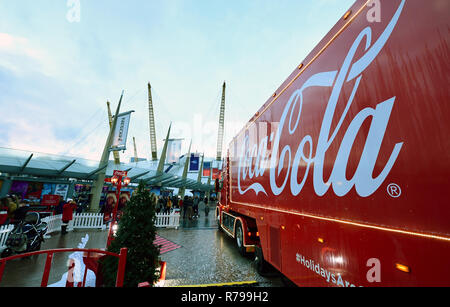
xmin=224 ymin=0 xmax=450 ymax=286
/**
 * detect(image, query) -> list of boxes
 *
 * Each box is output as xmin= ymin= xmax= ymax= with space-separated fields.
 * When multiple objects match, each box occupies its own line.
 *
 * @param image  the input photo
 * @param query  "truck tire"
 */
xmin=254 ymin=245 xmax=272 ymax=276
xmin=217 ymin=210 xmax=223 ymax=232
xmin=235 ymin=221 xmax=248 ymax=257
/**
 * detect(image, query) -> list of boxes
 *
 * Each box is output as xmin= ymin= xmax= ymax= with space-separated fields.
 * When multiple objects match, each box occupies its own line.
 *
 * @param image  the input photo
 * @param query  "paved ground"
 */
xmin=0 ymin=204 xmax=283 ymax=287
xmin=160 ymin=204 xmax=283 ymax=287
xmin=0 ymin=229 xmax=108 ymax=287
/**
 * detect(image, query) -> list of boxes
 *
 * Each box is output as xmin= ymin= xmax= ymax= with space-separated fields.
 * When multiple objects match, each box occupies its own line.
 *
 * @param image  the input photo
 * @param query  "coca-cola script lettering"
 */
xmin=237 ymin=0 xmax=405 ymax=198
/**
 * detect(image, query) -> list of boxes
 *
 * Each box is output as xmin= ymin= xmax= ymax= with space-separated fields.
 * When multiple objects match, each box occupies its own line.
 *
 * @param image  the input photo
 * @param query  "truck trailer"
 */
xmin=216 ymin=0 xmax=450 ymax=287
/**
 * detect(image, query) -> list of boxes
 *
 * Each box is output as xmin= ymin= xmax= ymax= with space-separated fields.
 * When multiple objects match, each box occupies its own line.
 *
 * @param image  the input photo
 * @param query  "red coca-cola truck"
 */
xmin=216 ymin=0 xmax=450 ymax=286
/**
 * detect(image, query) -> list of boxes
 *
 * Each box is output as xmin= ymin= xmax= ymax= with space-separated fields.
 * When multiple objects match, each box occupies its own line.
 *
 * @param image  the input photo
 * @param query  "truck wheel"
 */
xmin=217 ymin=210 xmax=223 ymax=232
xmin=235 ymin=221 xmax=247 ymax=257
xmin=254 ymin=246 xmax=272 ymax=276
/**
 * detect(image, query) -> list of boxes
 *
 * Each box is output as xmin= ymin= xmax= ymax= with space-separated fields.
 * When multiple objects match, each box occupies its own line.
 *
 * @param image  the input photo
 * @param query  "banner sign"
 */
xmin=203 ymin=162 xmax=211 ymax=177
xmin=113 ymin=170 xmax=128 ymax=177
xmin=25 ymin=182 xmax=43 ymax=200
xmin=212 ymin=168 xmax=222 ymax=180
xmin=10 ymin=181 xmax=29 ymax=200
xmin=189 ymin=154 xmax=200 ymax=172
xmin=150 ymin=186 xmax=161 ymax=196
xmin=54 ymin=184 xmax=69 ymax=200
xmin=111 ymin=111 xmax=133 ymax=151
xmin=41 ymin=183 xmax=55 ymax=199
xmin=166 ymin=139 xmax=182 ymax=164
xmin=42 ymin=195 xmax=60 ymax=207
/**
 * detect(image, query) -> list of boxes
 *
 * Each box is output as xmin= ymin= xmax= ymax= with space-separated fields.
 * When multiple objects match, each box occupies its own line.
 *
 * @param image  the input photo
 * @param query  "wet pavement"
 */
xmin=160 ymin=204 xmax=283 ymax=287
xmin=0 ymin=229 xmax=109 ymax=287
xmin=0 ymin=203 xmax=284 ymax=287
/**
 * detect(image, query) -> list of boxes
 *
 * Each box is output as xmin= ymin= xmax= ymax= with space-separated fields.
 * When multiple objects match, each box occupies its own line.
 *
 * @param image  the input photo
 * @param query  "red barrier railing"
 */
xmin=0 ymin=247 xmax=128 ymax=287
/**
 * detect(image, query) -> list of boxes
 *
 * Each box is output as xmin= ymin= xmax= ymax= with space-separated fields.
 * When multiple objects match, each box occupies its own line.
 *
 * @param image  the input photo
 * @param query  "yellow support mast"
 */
xmin=216 ymin=82 xmax=226 ymax=161
xmin=148 ymin=82 xmax=158 ymax=161
xmin=133 ymin=136 xmax=139 ymax=163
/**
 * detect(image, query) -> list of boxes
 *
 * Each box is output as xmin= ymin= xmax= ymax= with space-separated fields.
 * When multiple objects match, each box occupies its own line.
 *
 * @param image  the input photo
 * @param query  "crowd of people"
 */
xmin=0 ymin=194 xmax=79 ymax=235
xmin=156 ymin=195 xmax=179 ymax=214
xmin=153 ymin=194 xmax=213 ymax=220
xmin=0 ymin=194 xmax=30 ymax=225
xmin=179 ymin=195 xmax=211 ymax=220
xmin=1 ymin=191 xmax=217 ymax=228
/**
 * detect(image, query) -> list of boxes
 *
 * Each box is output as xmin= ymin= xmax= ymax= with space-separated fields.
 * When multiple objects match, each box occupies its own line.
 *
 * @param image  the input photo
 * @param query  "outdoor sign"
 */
xmin=41 ymin=183 xmax=55 ymax=199
xmin=150 ymin=186 xmax=161 ymax=196
xmin=111 ymin=111 xmax=133 ymax=151
xmin=113 ymin=170 xmax=128 ymax=177
xmin=54 ymin=184 xmax=69 ymax=200
xmin=189 ymin=154 xmax=200 ymax=172
xmin=203 ymin=162 xmax=211 ymax=177
xmin=42 ymin=195 xmax=60 ymax=207
xmin=166 ymin=139 xmax=182 ymax=164
xmin=25 ymin=182 xmax=43 ymax=200
xmin=10 ymin=181 xmax=29 ymax=200
xmin=212 ymin=168 xmax=221 ymax=180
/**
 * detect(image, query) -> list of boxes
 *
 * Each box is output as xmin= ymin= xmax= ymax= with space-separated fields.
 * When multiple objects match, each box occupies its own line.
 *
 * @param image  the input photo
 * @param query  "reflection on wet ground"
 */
xmin=0 ymin=204 xmax=283 ymax=287
xmin=0 ymin=229 xmax=108 ymax=287
xmin=162 ymin=205 xmax=283 ymax=287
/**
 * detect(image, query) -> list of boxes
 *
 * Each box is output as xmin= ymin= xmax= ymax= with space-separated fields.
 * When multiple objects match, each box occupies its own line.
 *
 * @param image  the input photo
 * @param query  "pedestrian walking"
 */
xmin=172 ymin=196 xmax=178 ymax=209
xmin=179 ymin=197 xmax=184 ymax=217
xmin=198 ymin=198 xmax=205 ymax=218
xmin=186 ymin=196 xmax=194 ymax=220
xmin=61 ymin=199 xmax=77 ymax=235
xmin=182 ymin=196 xmax=188 ymax=219
xmin=167 ymin=197 xmax=172 ymax=214
xmin=162 ymin=197 xmax=168 ymax=214
xmin=55 ymin=196 xmax=64 ymax=215
xmin=193 ymin=196 xmax=199 ymax=218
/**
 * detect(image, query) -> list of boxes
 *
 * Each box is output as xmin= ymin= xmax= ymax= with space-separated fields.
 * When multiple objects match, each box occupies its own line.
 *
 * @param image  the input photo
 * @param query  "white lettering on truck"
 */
xmin=238 ymin=0 xmax=405 ymax=198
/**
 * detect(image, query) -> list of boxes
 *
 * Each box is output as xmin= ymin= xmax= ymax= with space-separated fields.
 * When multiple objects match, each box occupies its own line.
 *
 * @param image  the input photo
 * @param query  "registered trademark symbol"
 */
xmin=387 ymin=183 xmax=401 ymax=198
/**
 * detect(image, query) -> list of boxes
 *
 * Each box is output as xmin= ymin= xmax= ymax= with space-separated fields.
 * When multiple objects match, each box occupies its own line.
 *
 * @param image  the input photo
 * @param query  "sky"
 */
xmin=0 ymin=0 xmax=354 ymax=163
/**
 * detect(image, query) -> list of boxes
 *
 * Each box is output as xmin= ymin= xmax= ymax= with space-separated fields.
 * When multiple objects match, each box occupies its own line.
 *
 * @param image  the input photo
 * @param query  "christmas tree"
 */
xmin=100 ymin=181 xmax=160 ymax=287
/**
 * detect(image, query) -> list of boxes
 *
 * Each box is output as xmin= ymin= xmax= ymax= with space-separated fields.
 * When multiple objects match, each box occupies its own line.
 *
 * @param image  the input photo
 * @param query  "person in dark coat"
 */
xmin=55 ymin=196 xmax=64 ymax=215
xmin=186 ymin=196 xmax=194 ymax=220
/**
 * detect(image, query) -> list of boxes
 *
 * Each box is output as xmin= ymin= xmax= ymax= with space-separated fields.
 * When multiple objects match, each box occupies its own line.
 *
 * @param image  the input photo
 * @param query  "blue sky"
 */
xmin=0 ymin=0 xmax=354 ymax=162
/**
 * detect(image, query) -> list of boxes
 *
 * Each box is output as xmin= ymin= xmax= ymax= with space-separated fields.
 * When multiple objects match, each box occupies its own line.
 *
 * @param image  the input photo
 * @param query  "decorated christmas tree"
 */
xmin=100 ymin=181 xmax=160 ymax=287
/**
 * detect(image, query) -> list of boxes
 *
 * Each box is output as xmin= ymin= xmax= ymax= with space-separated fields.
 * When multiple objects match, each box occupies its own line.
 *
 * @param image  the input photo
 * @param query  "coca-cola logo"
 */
xmin=238 ymin=0 xmax=405 ymax=198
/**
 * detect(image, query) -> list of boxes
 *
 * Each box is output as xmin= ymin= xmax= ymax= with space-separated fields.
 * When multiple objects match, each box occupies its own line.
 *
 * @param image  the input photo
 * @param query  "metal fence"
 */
xmin=71 ymin=213 xmax=105 ymax=230
xmin=0 ymin=225 xmax=14 ymax=248
xmin=41 ymin=213 xmax=106 ymax=237
xmin=155 ymin=212 xmax=180 ymax=229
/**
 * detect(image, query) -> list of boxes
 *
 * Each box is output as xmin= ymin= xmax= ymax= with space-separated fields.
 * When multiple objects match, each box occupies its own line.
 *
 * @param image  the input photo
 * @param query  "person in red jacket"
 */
xmin=61 ymin=199 xmax=77 ymax=235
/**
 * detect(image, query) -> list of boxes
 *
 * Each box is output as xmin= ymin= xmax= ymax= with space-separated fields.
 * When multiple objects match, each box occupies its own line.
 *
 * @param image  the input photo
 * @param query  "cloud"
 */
xmin=0 ymin=33 xmax=36 ymax=57
xmin=0 ymin=32 xmax=56 ymax=77
xmin=0 ymin=1 xmax=356 ymax=162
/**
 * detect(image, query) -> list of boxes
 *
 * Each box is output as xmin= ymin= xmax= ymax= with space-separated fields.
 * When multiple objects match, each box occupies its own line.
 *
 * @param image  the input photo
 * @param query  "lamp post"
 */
xmin=105 ymin=170 xmax=131 ymax=248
